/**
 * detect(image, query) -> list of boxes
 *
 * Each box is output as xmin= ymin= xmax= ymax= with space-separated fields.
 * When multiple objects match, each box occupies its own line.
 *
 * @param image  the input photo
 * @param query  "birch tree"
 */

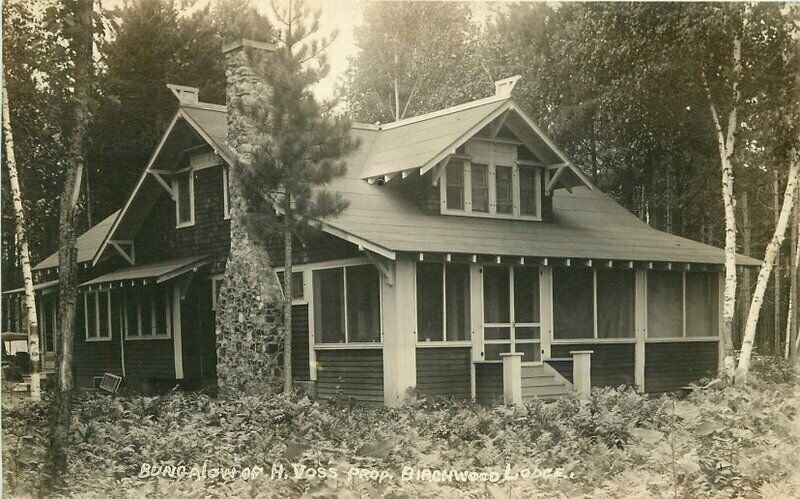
xmin=2 ymin=80 xmax=41 ymax=401
xmin=786 ymin=200 xmax=798 ymax=360
xmin=736 ymin=153 xmax=800 ymax=384
xmin=702 ymin=34 xmax=741 ymax=378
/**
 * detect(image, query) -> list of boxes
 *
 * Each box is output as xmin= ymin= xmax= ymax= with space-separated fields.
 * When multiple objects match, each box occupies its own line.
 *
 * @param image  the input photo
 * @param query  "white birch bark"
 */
xmin=703 ymin=36 xmax=741 ymax=378
xmin=2 ymin=80 xmax=41 ymax=401
xmin=736 ymin=154 xmax=800 ymax=384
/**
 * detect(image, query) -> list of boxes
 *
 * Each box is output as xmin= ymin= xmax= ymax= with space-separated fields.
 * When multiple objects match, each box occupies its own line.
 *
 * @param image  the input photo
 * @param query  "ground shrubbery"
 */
xmin=3 ymin=357 xmax=798 ymax=498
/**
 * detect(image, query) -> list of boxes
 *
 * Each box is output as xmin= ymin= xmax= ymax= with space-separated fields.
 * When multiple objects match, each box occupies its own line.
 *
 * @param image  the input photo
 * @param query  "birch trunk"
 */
xmin=45 ymin=0 xmax=92 ymax=489
xmin=740 ymin=191 xmax=752 ymax=348
xmin=736 ymin=154 xmax=800 ymax=384
xmin=704 ymin=89 xmax=738 ymax=374
xmin=773 ymin=171 xmax=782 ymax=354
xmin=283 ymin=194 xmax=293 ymax=394
xmin=2 ymin=80 xmax=41 ymax=401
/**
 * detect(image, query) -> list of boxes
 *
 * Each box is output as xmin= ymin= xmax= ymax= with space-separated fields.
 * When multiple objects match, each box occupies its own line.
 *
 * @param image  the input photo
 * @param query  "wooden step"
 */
xmin=522 ymin=384 xmax=570 ymax=398
xmin=522 ymin=375 xmax=565 ymax=387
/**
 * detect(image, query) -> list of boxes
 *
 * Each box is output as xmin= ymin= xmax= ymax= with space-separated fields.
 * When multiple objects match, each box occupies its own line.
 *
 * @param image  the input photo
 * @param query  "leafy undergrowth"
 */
xmin=3 ymin=358 xmax=799 ymax=498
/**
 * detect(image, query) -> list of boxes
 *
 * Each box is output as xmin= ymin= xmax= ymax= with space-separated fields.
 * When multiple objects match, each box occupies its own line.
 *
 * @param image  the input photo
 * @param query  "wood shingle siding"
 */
xmin=73 ymin=289 xmax=124 ymax=388
xmin=551 ymin=343 xmax=636 ymax=388
xmin=475 ymin=363 xmax=503 ymax=405
xmin=415 ymin=347 xmax=471 ymax=399
xmin=135 ymin=166 xmax=230 ymax=267
xmin=291 ymin=305 xmax=310 ymax=381
xmin=645 ymin=341 xmax=718 ymax=394
xmin=315 ymin=349 xmax=383 ymax=404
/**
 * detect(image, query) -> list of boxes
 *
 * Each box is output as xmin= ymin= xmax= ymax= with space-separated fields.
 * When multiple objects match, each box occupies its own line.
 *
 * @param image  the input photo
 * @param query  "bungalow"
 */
xmin=3 ymin=73 xmax=759 ymax=405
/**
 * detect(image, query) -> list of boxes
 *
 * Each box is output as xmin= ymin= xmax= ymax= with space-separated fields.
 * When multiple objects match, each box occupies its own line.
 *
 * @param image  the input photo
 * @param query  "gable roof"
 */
xmin=33 ymin=210 xmax=119 ymax=271
xmin=93 ymin=95 xmax=760 ymax=268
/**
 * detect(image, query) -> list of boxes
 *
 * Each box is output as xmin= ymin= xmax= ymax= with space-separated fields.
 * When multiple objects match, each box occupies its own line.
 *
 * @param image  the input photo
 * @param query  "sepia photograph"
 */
xmin=1 ymin=0 xmax=799 ymax=497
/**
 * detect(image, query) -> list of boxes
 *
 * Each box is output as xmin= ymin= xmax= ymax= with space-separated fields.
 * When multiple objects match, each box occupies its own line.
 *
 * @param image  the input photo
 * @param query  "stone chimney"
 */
xmin=214 ymin=39 xmax=284 ymax=396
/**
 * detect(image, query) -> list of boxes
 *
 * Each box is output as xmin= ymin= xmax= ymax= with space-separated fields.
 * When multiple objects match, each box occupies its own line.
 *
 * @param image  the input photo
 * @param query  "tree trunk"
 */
xmin=773 ymin=170 xmax=782 ymax=355
xmin=2 ymin=80 xmax=41 ymax=401
xmin=283 ymin=195 xmax=293 ymax=394
xmin=788 ymin=194 xmax=799 ymax=364
xmin=45 ymin=0 xmax=93 ymax=490
xmin=702 ymin=36 xmax=741 ymax=377
xmin=736 ymin=154 xmax=800 ymax=384
xmin=740 ymin=190 xmax=752 ymax=349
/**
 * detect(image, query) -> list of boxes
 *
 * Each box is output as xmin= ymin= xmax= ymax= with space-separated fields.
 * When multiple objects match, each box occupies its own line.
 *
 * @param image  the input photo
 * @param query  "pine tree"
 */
xmin=233 ymin=0 xmax=357 ymax=393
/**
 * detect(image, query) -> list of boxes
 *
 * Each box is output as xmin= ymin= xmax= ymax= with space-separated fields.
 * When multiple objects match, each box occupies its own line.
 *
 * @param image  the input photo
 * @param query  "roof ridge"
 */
xmin=181 ymin=101 xmax=227 ymax=112
xmin=375 ymin=95 xmax=509 ymax=131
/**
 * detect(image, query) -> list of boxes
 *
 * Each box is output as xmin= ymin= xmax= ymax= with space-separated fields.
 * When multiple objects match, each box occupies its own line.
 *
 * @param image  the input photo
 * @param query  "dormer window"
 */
xmin=440 ymin=139 xmax=542 ymax=220
xmin=173 ymin=170 xmax=194 ymax=228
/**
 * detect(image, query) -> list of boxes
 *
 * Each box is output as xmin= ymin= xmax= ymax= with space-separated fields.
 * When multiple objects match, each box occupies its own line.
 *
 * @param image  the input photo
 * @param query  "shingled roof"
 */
xmin=33 ymin=210 xmax=119 ymax=271
xmin=93 ymin=95 xmax=761 ymax=268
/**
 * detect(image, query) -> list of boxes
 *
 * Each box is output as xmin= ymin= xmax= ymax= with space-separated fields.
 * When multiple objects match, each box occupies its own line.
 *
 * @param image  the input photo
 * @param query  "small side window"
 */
xmin=174 ymin=171 xmax=194 ymax=227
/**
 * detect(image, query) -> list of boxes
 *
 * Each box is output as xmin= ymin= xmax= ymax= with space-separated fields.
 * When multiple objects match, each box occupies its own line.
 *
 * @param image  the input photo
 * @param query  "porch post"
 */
xmin=635 ymin=269 xmax=647 ymax=392
xmin=382 ymin=255 xmax=416 ymax=406
xmin=571 ymin=350 xmax=593 ymax=399
xmin=500 ymin=352 xmax=524 ymax=406
xmin=172 ymin=283 xmax=184 ymax=380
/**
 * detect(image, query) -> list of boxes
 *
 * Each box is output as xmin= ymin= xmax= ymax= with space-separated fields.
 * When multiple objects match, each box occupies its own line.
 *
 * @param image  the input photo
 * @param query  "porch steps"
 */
xmin=520 ymin=365 xmax=572 ymax=402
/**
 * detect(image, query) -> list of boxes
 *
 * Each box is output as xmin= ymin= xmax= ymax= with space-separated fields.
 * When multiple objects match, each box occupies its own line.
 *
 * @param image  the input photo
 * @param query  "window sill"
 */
xmin=176 ymin=222 xmax=195 ymax=229
xmin=440 ymin=209 xmax=542 ymax=222
xmin=125 ymin=335 xmax=172 ymax=341
xmin=416 ymin=341 xmax=472 ymax=348
xmin=645 ymin=336 xmax=719 ymax=343
xmin=86 ymin=337 xmax=112 ymax=343
xmin=552 ymin=338 xmax=636 ymax=344
xmin=314 ymin=343 xmax=382 ymax=350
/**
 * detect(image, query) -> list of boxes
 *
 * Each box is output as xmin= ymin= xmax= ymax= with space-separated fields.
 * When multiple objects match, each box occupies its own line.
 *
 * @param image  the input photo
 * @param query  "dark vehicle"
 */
xmin=2 ymin=332 xmax=31 ymax=382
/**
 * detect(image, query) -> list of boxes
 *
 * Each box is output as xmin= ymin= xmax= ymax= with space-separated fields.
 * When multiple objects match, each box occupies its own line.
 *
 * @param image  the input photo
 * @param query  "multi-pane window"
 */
xmin=125 ymin=286 xmax=171 ymax=338
xmin=495 ymin=165 xmax=513 ymax=214
xmin=173 ymin=171 xmax=194 ymax=227
xmin=84 ymin=290 xmax=113 ymax=341
xmin=482 ymin=266 xmax=541 ymax=361
xmin=519 ymin=167 xmax=537 ymax=216
xmin=446 ymin=162 xmax=464 ymax=210
xmin=441 ymin=140 xmax=541 ymax=219
xmin=648 ymin=271 xmax=718 ymax=338
xmin=471 ymin=164 xmax=489 ymax=212
xmin=416 ymin=263 xmax=471 ymax=342
xmin=276 ymin=271 xmax=305 ymax=301
xmin=313 ymin=264 xmax=381 ymax=344
xmin=553 ymin=268 xmax=635 ymax=340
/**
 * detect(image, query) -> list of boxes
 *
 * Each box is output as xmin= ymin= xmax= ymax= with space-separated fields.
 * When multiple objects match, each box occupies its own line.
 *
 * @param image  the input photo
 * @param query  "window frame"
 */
xmin=645 ymin=270 xmax=720 ymax=341
xmin=84 ymin=290 xmax=112 ymax=342
xmin=172 ymin=168 xmax=195 ymax=228
xmin=312 ymin=262 xmax=383 ymax=347
xmin=440 ymin=140 xmax=542 ymax=221
xmin=276 ymin=270 xmax=307 ymax=304
xmin=414 ymin=262 xmax=472 ymax=345
xmin=124 ymin=287 xmax=172 ymax=340
xmin=211 ymin=275 xmax=224 ymax=311
xmin=481 ymin=265 xmax=543 ymax=363
xmin=552 ymin=267 xmax=637 ymax=343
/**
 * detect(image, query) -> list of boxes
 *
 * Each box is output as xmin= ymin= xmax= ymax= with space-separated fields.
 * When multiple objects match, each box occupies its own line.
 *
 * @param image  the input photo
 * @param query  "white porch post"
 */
xmin=571 ymin=350 xmax=593 ymax=399
xmin=635 ymin=269 xmax=647 ymax=392
xmin=382 ymin=255 xmax=416 ymax=406
xmin=172 ymin=283 xmax=184 ymax=380
xmin=500 ymin=352 xmax=524 ymax=405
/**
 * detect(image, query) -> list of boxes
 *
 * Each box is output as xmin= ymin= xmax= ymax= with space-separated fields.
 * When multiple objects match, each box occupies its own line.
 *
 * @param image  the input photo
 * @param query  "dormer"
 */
xmin=358 ymin=76 xmax=592 ymax=222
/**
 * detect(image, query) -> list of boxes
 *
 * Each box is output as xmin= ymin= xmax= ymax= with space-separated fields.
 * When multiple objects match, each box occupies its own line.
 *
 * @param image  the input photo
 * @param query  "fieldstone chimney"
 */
xmin=214 ymin=39 xmax=284 ymax=395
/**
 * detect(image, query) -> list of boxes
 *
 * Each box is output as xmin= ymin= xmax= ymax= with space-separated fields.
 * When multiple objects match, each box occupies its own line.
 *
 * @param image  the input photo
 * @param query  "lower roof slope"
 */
xmin=320 ymin=162 xmax=760 ymax=266
xmin=33 ymin=210 xmax=120 ymax=271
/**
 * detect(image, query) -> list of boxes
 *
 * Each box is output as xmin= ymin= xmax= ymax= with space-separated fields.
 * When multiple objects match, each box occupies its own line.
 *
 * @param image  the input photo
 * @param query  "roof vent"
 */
xmin=167 ymin=84 xmax=199 ymax=105
xmin=494 ymin=75 xmax=521 ymax=97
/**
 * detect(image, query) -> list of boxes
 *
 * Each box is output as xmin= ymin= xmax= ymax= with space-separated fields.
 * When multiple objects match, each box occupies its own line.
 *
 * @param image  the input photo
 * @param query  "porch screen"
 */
xmin=685 ymin=272 xmax=718 ymax=337
xmin=314 ymin=265 xmax=380 ymax=344
xmin=415 ymin=263 xmax=470 ymax=342
xmin=553 ymin=267 xmax=593 ymax=339
xmin=647 ymin=271 xmax=683 ymax=338
xmin=596 ymin=270 xmax=635 ymax=338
